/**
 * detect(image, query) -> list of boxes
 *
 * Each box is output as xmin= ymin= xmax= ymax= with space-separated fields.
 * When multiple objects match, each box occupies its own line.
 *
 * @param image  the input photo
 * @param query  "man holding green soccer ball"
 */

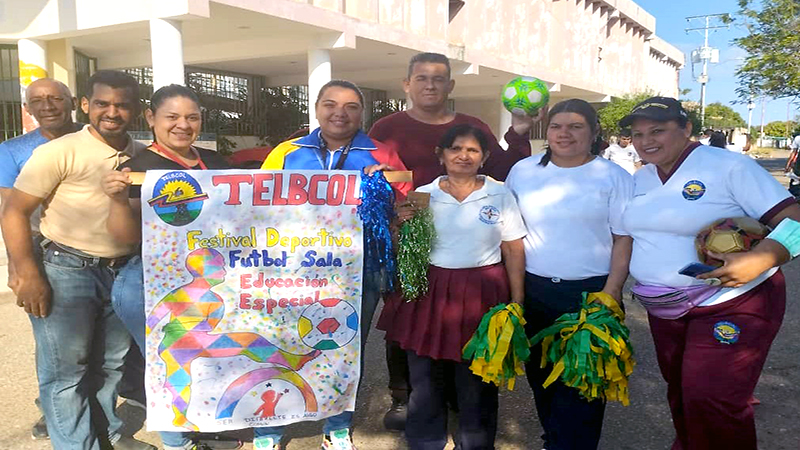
xmin=368 ymin=52 xmax=544 ymax=431
xmin=370 ymin=53 xmax=542 ymax=190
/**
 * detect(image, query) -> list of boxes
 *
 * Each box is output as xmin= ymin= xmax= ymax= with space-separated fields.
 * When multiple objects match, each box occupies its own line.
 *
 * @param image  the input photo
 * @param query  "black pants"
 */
xmin=405 ymin=351 xmax=498 ymax=450
xmin=387 ymin=340 xmax=411 ymax=403
xmin=524 ymin=273 xmax=608 ymax=450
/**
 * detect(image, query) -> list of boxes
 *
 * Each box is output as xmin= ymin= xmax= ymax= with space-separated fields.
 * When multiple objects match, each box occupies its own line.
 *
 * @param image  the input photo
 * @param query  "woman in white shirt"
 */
xmin=505 ymin=99 xmax=634 ymax=450
xmin=378 ymin=124 xmax=526 ymax=450
xmin=620 ymin=96 xmax=800 ymax=450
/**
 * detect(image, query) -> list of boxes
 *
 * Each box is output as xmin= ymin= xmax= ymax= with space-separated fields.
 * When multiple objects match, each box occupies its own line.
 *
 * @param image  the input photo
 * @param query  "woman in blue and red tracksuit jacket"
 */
xmin=257 ymin=79 xmax=409 ymax=450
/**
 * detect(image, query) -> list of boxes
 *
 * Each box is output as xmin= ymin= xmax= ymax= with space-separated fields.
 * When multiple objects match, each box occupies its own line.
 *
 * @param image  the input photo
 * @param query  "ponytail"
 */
xmin=538 ymin=146 xmax=552 ymax=166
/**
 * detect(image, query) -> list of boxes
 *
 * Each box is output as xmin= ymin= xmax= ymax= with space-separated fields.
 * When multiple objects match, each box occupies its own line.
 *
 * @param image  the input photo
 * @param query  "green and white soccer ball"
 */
xmin=501 ymin=76 xmax=550 ymax=116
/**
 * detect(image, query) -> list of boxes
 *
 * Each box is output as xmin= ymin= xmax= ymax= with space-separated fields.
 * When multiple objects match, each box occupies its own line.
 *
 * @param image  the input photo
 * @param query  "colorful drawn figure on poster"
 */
xmin=145 ymin=247 xmax=321 ymax=430
xmin=254 ymin=384 xmax=290 ymax=418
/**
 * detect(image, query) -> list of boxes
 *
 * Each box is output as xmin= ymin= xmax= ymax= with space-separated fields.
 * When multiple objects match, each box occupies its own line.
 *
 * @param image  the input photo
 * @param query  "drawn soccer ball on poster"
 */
xmin=501 ymin=76 xmax=550 ymax=116
xmin=695 ymin=217 xmax=769 ymax=267
xmin=297 ymin=298 xmax=359 ymax=350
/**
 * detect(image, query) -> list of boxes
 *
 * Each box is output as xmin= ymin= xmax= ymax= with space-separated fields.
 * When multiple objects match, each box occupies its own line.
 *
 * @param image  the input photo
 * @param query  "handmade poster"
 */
xmin=140 ymin=170 xmax=364 ymax=432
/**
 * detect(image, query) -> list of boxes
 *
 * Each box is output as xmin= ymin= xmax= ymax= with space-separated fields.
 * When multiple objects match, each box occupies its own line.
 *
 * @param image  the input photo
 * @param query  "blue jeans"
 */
xmin=112 ymin=255 xmax=192 ymax=448
xmin=32 ymin=241 xmax=132 ymax=450
xmin=257 ymin=270 xmax=382 ymax=440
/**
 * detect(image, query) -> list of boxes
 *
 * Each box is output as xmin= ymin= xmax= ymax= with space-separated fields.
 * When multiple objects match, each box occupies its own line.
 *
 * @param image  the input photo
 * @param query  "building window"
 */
xmin=449 ymin=0 xmax=466 ymax=22
xmin=0 ymin=44 xmax=22 ymax=141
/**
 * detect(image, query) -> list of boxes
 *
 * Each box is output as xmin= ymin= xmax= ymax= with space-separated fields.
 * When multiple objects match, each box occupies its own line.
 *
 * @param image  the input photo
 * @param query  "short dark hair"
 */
xmin=619 ymin=128 xmax=632 ymax=138
xmin=150 ymin=84 xmax=201 ymax=113
xmin=315 ymin=80 xmax=364 ymax=106
xmin=540 ymin=99 xmax=598 ymax=166
xmin=407 ymin=52 xmax=451 ymax=79
xmin=436 ymin=124 xmax=489 ymax=156
xmin=85 ymin=70 xmax=140 ymax=100
xmin=709 ymin=132 xmax=727 ymax=148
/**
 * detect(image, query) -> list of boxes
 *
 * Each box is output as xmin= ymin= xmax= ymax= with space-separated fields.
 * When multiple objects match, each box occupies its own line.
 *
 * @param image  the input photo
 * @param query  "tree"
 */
xmin=703 ymin=102 xmax=747 ymax=129
xmin=763 ymin=120 xmax=798 ymax=138
xmin=597 ymin=92 xmax=704 ymax=137
xmin=597 ymin=93 xmax=651 ymax=137
xmin=679 ymin=102 xmax=704 ymax=135
xmin=734 ymin=0 xmax=800 ymax=100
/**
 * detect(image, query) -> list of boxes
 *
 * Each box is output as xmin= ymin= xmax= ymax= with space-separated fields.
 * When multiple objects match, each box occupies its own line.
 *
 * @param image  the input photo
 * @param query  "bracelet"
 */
xmin=766 ymin=218 xmax=800 ymax=259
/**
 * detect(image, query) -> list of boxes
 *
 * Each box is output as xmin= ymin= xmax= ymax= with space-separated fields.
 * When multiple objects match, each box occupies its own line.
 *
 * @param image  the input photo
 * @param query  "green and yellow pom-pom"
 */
xmin=397 ymin=208 xmax=435 ymax=300
xmin=530 ymin=292 xmax=635 ymax=405
xmin=462 ymin=303 xmax=531 ymax=390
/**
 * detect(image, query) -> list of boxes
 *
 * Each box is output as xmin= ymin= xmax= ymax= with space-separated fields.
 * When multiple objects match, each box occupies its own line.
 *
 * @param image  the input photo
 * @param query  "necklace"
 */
xmin=151 ymin=142 xmax=207 ymax=170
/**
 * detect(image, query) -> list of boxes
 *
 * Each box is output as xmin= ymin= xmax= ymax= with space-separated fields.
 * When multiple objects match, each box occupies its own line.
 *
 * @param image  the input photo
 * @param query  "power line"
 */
xmin=685 ymin=13 xmax=730 ymax=128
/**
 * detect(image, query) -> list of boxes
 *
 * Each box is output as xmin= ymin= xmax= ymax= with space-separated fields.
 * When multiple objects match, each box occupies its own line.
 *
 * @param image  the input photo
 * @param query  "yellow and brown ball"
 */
xmin=695 ymin=217 xmax=770 ymax=267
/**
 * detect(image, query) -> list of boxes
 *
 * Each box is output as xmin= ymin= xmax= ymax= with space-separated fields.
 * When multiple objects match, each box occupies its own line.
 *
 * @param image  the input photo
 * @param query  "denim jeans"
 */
xmin=257 ymin=269 xmax=383 ymax=440
xmin=32 ymin=241 xmax=132 ymax=450
xmin=112 ymin=255 xmax=192 ymax=448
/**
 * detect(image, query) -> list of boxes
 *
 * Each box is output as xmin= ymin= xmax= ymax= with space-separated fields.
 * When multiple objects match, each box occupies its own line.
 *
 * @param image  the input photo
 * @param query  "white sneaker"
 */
xmin=321 ymin=429 xmax=356 ymax=450
xmin=253 ymin=436 xmax=280 ymax=450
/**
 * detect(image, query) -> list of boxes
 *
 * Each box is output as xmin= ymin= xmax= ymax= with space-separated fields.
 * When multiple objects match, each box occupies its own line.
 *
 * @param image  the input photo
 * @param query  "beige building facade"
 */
xmin=0 ymin=0 xmax=684 ymax=139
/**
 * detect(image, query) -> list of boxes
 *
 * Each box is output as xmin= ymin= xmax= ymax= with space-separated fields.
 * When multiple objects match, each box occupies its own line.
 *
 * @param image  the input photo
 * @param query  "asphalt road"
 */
xmin=1 ymin=156 xmax=798 ymax=450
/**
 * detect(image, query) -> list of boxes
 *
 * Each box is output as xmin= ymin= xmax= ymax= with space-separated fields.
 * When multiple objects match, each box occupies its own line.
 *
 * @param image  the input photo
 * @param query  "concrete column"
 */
xmin=149 ymin=18 xmax=185 ymax=89
xmin=307 ymin=48 xmax=331 ymax=130
xmin=498 ymin=106 xmax=512 ymax=150
xmin=18 ymin=39 xmax=48 ymax=133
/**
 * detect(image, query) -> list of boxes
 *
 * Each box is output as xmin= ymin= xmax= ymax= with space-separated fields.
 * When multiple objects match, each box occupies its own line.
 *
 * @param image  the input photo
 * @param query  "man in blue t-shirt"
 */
xmin=0 ymin=77 xmax=80 ymax=440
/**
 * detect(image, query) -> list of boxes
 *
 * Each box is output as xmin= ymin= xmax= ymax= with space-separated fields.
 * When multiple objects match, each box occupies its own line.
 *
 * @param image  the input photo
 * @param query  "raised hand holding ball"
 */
xmin=502 ymin=76 xmax=550 ymax=117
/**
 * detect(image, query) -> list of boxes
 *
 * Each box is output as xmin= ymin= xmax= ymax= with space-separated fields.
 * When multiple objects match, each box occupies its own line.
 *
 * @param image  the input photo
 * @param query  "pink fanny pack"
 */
xmin=631 ymin=283 xmax=721 ymax=319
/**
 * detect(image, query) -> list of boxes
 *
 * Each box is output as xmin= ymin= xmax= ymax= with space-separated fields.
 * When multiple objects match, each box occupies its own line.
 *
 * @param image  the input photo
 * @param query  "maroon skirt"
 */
xmin=377 ymin=263 xmax=510 ymax=362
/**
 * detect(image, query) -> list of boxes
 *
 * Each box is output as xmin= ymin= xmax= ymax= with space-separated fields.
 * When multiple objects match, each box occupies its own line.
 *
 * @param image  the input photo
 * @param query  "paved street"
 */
xmin=1 ymin=156 xmax=798 ymax=450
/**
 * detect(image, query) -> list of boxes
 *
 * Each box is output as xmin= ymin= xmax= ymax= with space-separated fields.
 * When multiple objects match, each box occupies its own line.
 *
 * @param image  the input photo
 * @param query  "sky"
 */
xmin=636 ymin=0 xmax=794 ymax=126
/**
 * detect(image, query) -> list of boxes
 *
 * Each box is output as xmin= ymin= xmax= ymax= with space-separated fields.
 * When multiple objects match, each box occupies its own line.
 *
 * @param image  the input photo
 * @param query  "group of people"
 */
xmin=699 ymin=128 xmax=750 ymax=154
xmin=0 ymin=51 xmax=798 ymax=450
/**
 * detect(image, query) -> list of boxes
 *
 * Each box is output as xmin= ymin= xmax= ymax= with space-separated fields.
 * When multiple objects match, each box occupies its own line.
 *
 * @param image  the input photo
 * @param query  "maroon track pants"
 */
xmin=648 ymin=271 xmax=785 ymax=450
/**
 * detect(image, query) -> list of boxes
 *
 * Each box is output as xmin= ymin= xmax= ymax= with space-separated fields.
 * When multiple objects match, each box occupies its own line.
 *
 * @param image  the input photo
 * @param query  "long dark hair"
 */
xmin=539 ymin=99 xmax=598 ymax=166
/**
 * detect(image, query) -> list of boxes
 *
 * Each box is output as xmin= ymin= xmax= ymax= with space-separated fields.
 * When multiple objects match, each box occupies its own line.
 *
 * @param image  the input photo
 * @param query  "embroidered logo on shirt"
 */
xmin=682 ymin=180 xmax=706 ymax=201
xmin=479 ymin=205 xmax=501 ymax=224
xmin=148 ymin=171 xmax=209 ymax=226
xmin=713 ymin=321 xmax=740 ymax=344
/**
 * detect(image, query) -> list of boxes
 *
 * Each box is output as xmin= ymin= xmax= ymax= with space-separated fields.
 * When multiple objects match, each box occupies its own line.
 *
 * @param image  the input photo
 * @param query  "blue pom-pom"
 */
xmin=357 ymin=171 xmax=396 ymax=290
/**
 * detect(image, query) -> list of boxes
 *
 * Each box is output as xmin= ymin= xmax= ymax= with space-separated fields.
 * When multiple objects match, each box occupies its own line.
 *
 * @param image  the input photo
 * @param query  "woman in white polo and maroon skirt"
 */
xmin=620 ymin=96 xmax=800 ymax=450
xmin=378 ymin=123 xmax=526 ymax=450
xmin=505 ymin=99 xmax=634 ymax=450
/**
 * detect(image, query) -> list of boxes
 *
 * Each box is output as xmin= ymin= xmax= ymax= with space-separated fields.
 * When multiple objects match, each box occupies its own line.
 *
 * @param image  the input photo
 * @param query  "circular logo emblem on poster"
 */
xmin=479 ymin=205 xmax=501 ymax=224
xmin=147 ymin=171 xmax=209 ymax=226
xmin=682 ymin=180 xmax=706 ymax=201
xmin=297 ymin=298 xmax=358 ymax=350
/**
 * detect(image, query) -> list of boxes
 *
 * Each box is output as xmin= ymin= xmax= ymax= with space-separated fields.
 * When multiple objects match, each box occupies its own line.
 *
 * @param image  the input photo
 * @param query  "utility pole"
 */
xmin=759 ymin=97 xmax=766 ymax=146
xmin=686 ymin=14 xmax=729 ymax=129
